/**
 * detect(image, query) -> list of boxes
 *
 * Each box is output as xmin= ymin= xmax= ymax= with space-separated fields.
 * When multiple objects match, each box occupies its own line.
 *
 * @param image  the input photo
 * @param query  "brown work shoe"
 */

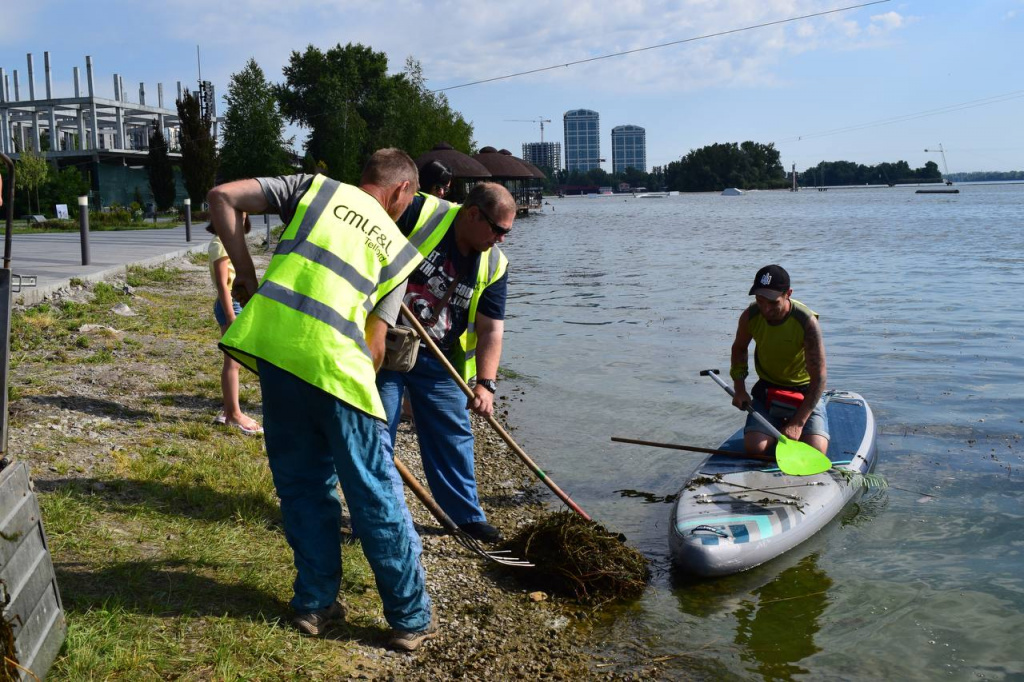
xmin=388 ymin=611 xmax=438 ymax=652
xmin=292 ymin=600 xmax=347 ymax=636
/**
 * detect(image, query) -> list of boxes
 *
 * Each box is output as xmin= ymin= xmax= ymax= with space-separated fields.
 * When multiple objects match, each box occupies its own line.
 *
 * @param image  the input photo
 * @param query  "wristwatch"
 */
xmin=477 ymin=379 xmax=497 ymax=393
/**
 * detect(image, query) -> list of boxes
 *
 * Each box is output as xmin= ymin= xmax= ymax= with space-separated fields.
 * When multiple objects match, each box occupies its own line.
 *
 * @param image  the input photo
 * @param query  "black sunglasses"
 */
xmin=477 ymin=207 xmax=512 ymax=236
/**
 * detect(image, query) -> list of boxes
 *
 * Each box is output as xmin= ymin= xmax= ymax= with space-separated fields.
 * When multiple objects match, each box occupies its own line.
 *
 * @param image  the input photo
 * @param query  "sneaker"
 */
xmin=292 ymin=600 xmax=347 ymax=636
xmin=457 ymin=521 xmax=503 ymax=544
xmin=388 ymin=611 xmax=438 ymax=652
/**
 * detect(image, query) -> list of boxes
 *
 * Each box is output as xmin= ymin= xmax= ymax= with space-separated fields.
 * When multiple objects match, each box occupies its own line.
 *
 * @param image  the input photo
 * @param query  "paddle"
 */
xmin=610 ymin=436 xmax=774 ymax=463
xmin=700 ymin=369 xmax=832 ymax=476
xmin=398 ymin=302 xmax=593 ymax=521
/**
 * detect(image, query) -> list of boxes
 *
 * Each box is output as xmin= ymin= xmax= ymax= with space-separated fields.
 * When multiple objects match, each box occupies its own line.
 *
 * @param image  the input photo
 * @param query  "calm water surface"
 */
xmin=498 ymin=184 xmax=1024 ymax=680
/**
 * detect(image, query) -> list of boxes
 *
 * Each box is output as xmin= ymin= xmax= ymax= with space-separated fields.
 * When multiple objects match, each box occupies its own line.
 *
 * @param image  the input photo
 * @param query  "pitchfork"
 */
xmin=393 ymin=455 xmax=533 ymax=568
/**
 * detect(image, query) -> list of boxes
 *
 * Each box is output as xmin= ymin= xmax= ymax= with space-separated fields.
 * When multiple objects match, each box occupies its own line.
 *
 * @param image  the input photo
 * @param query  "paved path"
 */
xmin=6 ymin=217 xmax=281 ymax=306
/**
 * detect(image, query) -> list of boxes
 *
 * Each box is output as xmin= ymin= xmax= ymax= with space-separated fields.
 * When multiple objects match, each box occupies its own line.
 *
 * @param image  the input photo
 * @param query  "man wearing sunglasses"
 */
xmin=370 ymin=182 xmax=515 ymax=544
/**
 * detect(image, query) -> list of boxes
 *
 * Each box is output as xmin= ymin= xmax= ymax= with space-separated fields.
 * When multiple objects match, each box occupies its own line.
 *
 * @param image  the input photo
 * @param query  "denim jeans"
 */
xmin=257 ymin=360 xmax=431 ymax=631
xmin=377 ymin=353 xmax=487 ymax=526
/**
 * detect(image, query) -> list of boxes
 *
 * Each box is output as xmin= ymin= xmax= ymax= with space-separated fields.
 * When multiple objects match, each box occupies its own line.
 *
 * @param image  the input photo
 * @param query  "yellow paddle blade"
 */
xmin=775 ymin=435 xmax=832 ymax=476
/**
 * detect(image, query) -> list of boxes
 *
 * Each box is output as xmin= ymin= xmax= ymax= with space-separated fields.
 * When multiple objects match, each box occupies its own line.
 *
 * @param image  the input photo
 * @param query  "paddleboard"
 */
xmin=669 ymin=390 xmax=877 ymax=577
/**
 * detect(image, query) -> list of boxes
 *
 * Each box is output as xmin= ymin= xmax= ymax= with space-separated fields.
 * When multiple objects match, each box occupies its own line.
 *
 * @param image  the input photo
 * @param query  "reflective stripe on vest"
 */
xmin=219 ymin=174 xmax=423 ymax=419
xmin=456 ymin=245 xmax=508 ymax=382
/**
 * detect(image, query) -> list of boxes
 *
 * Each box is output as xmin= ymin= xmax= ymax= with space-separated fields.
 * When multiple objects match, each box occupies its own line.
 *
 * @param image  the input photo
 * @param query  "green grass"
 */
xmin=8 ymin=262 xmax=389 ymax=678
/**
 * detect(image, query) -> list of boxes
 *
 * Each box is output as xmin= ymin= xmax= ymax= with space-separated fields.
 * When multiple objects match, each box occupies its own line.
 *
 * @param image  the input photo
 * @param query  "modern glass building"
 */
xmin=563 ymin=109 xmax=600 ymax=172
xmin=611 ymin=124 xmax=647 ymax=173
xmin=522 ymin=141 xmax=562 ymax=173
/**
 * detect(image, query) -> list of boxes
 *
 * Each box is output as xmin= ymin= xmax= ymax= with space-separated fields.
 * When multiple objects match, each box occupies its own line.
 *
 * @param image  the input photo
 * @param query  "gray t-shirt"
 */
xmin=257 ymin=174 xmax=316 ymax=225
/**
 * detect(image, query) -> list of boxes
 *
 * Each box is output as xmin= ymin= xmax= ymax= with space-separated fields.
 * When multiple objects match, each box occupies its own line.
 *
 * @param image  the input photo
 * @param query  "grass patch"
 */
xmin=127 ymin=264 xmax=182 ymax=287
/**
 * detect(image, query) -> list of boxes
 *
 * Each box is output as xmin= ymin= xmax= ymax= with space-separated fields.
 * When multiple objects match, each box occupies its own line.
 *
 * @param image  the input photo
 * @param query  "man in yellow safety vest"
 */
xmin=207 ymin=148 xmax=440 ymax=652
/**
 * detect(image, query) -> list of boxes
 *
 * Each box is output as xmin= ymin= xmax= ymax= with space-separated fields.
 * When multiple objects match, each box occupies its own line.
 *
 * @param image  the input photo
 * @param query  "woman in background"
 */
xmin=208 ymin=216 xmax=263 ymax=435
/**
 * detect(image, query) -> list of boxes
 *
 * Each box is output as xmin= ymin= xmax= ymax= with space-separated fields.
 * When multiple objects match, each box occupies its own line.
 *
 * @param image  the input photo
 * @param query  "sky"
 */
xmin=1 ymin=0 xmax=1021 ymax=173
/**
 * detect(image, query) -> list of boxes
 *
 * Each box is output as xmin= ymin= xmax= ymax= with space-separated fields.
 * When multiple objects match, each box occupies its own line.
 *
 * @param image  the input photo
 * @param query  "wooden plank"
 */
xmin=0 ymin=457 xmax=31 ymax=522
xmin=0 ymin=462 xmax=66 ymax=681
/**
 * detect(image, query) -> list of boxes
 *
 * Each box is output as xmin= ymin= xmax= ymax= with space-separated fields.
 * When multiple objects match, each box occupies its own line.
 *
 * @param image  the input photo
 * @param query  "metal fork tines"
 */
xmin=451 ymin=530 xmax=533 ymax=567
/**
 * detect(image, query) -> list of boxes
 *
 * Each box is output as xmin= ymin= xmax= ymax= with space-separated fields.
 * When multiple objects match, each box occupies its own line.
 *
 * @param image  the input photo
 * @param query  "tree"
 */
xmin=148 ymin=126 xmax=177 ymax=210
xmin=664 ymin=141 xmax=787 ymax=192
xmin=276 ymin=44 xmax=474 ymax=183
xmin=39 ymin=166 xmax=90 ymax=217
xmin=16 ymin=148 xmax=50 ymax=214
xmin=220 ymin=58 xmax=292 ymax=182
xmin=176 ymin=90 xmax=218 ymax=205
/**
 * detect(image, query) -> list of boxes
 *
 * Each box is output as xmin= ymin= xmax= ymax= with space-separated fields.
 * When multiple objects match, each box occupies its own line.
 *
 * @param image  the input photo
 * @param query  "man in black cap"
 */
xmin=729 ymin=264 xmax=829 ymax=456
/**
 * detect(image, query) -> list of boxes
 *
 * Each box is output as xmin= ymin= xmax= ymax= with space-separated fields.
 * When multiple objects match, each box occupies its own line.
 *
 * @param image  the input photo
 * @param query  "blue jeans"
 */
xmin=213 ymin=298 xmax=242 ymax=327
xmin=257 ymin=360 xmax=431 ymax=631
xmin=378 ymin=353 xmax=487 ymax=526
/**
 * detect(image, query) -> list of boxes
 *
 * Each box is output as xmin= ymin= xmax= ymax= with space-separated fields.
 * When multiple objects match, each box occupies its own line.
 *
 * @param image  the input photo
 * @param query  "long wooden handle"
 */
xmin=610 ymin=436 xmax=774 ymax=462
xmin=393 ymin=455 xmax=459 ymax=533
xmin=399 ymin=302 xmax=592 ymax=521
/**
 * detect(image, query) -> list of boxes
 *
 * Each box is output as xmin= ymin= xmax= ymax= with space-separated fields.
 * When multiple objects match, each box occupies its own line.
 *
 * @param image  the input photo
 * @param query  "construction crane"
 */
xmin=505 ymin=117 xmax=552 ymax=143
xmin=924 ymin=143 xmax=952 ymax=183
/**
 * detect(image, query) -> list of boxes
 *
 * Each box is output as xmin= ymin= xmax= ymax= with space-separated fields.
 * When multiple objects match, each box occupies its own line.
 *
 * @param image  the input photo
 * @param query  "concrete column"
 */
xmin=118 ymin=76 xmax=125 ymax=102
xmin=44 ymin=51 xmax=53 ymax=99
xmin=26 ymin=53 xmax=35 ymax=100
xmin=49 ymin=106 xmax=59 ymax=151
xmin=139 ymin=82 xmax=146 ymax=106
xmin=176 ymin=81 xmax=182 ymax=102
xmin=157 ymin=83 xmax=163 ymax=108
xmin=113 ymin=74 xmax=120 ymax=101
xmin=0 ymin=108 xmax=10 ymax=155
xmin=0 ymin=68 xmax=5 ymax=103
xmin=13 ymin=71 xmax=20 ymax=101
xmin=87 ymin=56 xmax=99 ymax=150
xmin=74 ymin=66 xmax=81 ymax=97
xmin=77 ymin=109 xmax=86 ymax=152
xmin=115 ymin=105 xmax=124 ymax=149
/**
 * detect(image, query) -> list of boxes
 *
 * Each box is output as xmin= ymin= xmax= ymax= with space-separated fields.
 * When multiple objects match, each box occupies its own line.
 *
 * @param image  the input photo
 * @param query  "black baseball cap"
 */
xmin=748 ymin=264 xmax=791 ymax=300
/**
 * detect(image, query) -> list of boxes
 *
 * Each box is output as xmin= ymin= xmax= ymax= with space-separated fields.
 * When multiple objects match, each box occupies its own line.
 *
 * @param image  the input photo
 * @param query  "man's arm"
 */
xmin=206 ymin=180 xmax=270 ymax=304
xmin=366 ymin=312 xmax=389 ymax=371
xmin=730 ymin=309 xmax=753 ymax=410
xmin=783 ymin=316 xmax=827 ymax=439
xmin=469 ymin=313 xmax=503 ymax=417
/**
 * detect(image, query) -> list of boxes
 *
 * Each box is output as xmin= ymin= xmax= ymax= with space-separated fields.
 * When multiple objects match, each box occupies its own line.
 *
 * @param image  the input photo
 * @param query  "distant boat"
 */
xmin=721 ymin=188 xmax=744 ymax=196
xmin=916 ymin=188 xmax=960 ymax=194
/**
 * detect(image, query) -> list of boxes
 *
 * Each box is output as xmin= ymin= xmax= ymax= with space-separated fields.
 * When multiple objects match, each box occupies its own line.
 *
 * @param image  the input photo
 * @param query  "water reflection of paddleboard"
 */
xmin=669 ymin=390 xmax=877 ymax=577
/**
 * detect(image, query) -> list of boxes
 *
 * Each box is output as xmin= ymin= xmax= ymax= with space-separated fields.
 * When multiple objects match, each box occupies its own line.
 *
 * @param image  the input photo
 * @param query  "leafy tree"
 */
xmin=176 ymin=90 xmax=218 ymax=205
xmin=220 ymin=58 xmax=293 ymax=182
xmin=276 ymin=44 xmax=474 ymax=183
xmin=39 ymin=166 xmax=90 ymax=217
xmin=664 ymin=141 xmax=786 ymax=192
xmin=16 ymin=148 xmax=50 ymax=214
xmin=799 ymin=159 xmax=942 ymax=186
xmin=148 ymin=126 xmax=177 ymax=210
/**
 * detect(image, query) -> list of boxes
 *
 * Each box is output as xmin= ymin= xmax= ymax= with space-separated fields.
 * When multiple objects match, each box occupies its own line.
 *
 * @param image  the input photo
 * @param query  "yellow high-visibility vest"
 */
xmin=220 ymin=174 xmax=423 ymax=419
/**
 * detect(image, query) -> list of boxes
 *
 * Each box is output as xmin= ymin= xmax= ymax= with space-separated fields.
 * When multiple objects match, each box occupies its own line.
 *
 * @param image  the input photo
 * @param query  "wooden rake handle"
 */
xmin=399 ymin=302 xmax=592 ymax=522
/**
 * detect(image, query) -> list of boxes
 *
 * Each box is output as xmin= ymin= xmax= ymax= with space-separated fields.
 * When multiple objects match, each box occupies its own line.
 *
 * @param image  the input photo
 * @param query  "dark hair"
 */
xmin=419 ymin=160 xmax=453 ymax=196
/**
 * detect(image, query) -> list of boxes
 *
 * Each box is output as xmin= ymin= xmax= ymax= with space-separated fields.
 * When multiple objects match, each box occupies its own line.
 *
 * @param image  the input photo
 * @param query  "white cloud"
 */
xmin=868 ymin=11 xmax=905 ymax=35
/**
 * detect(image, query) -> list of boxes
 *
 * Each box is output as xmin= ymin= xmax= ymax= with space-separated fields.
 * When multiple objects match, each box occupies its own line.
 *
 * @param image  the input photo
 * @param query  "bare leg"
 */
xmin=744 ymin=430 xmax=774 ymax=456
xmin=220 ymin=323 xmax=261 ymax=431
xmin=803 ymin=434 xmax=829 ymax=455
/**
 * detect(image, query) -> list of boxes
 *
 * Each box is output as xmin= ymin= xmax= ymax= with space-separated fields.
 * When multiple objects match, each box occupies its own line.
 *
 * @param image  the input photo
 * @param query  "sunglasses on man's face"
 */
xmin=477 ymin=207 xmax=512 ymax=236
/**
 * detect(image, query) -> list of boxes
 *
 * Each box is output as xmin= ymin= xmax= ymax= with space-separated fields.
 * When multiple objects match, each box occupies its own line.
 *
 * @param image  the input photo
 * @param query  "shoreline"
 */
xmin=4 ymin=244 xmax=670 ymax=680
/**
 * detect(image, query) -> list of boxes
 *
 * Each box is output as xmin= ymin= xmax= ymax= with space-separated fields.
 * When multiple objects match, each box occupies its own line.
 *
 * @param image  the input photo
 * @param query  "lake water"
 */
xmin=498 ymin=184 xmax=1024 ymax=680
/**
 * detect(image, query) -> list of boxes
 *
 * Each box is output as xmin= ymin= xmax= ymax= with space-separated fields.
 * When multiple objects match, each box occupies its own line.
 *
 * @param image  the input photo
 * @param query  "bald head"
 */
xmin=462 ymin=182 xmax=516 ymax=217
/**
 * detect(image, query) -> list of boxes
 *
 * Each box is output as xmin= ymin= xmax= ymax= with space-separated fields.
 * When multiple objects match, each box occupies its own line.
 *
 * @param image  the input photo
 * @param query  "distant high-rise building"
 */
xmin=611 ymin=125 xmax=647 ymax=173
xmin=563 ymin=109 xmax=600 ymax=172
xmin=522 ymin=141 xmax=562 ymax=173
